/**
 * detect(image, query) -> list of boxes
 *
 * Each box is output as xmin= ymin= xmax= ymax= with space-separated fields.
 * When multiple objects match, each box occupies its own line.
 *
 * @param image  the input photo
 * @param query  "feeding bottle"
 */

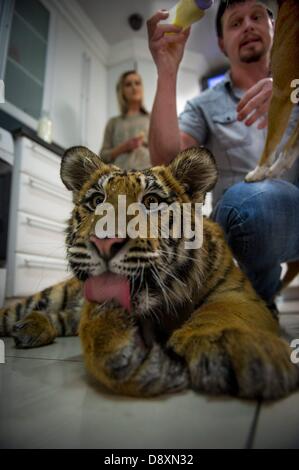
xmin=165 ymin=0 xmax=213 ymax=30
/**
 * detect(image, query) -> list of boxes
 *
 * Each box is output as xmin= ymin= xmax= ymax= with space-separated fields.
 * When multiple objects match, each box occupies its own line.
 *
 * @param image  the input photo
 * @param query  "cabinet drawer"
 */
xmin=19 ymin=138 xmax=65 ymax=189
xmin=18 ymin=172 xmax=73 ymax=223
xmin=15 ymin=211 xmax=67 ymax=259
xmin=10 ymin=253 xmax=71 ymax=297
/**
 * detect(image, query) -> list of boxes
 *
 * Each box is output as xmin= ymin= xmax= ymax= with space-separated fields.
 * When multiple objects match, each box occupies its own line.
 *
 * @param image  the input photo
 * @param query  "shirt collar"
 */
xmin=224 ymin=70 xmax=244 ymax=100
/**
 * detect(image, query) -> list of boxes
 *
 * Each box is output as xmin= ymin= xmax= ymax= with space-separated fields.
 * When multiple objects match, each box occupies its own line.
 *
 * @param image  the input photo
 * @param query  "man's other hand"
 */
xmin=237 ymin=77 xmax=273 ymax=129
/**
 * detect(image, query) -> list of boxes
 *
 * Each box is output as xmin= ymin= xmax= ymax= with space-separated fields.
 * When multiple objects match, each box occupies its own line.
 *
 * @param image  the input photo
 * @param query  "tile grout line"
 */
xmin=244 ymin=400 xmax=262 ymax=449
xmin=5 ymin=354 xmax=83 ymax=363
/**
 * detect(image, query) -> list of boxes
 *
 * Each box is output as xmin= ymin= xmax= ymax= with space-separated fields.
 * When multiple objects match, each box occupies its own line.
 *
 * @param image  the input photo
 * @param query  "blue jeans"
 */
xmin=212 ymin=179 xmax=299 ymax=303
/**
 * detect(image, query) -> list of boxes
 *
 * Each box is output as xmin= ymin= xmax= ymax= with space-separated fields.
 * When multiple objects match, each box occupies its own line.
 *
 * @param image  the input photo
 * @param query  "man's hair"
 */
xmin=216 ymin=0 xmax=274 ymax=38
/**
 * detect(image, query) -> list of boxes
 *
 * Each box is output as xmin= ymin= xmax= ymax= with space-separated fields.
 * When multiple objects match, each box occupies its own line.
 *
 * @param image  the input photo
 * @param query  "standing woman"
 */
xmin=100 ymin=70 xmax=151 ymax=170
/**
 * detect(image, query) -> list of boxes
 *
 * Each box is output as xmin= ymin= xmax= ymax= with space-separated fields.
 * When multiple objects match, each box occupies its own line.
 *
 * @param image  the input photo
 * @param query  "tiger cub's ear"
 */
xmin=61 ymin=146 xmax=105 ymax=192
xmin=169 ymin=147 xmax=218 ymax=198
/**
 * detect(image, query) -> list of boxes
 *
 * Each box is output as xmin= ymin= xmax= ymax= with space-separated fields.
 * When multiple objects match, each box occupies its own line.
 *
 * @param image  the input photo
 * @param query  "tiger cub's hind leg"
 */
xmin=0 ymin=277 xmax=83 ymax=348
xmin=12 ymin=311 xmax=57 ymax=348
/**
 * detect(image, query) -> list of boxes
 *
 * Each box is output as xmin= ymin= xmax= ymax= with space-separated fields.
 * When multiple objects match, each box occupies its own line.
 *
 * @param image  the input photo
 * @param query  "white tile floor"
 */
xmin=0 ymin=301 xmax=298 ymax=449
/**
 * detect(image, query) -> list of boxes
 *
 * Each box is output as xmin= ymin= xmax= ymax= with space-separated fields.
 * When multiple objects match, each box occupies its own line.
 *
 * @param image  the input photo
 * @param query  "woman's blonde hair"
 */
xmin=116 ymin=70 xmax=148 ymax=117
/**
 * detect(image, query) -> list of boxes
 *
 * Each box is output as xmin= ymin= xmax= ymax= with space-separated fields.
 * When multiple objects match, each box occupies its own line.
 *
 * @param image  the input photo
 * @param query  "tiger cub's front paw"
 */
xmin=104 ymin=333 xmax=148 ymax=381
xmin=170 ymin=328 xmax=299 ymax=399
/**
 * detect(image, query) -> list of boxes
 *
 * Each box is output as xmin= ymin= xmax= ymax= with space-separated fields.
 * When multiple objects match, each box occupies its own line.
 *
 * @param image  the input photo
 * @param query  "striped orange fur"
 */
xmin=1 ymin=146 xmax=298 ymax=399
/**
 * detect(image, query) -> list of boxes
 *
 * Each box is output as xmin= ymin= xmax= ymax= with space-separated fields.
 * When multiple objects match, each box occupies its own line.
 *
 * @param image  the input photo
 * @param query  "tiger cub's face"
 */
xmin=61 ymin=146 xmax=217 ymax=316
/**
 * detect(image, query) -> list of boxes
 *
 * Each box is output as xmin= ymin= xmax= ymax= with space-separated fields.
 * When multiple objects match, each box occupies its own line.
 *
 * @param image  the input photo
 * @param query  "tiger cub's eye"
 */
xmin=91 ymin=193 xmax=105 ymax=209
xmin=142 ymin=194 xmax=160 ymax=210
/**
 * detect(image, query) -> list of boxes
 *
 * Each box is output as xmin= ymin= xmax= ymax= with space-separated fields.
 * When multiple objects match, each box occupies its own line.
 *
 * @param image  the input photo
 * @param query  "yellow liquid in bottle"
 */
xmin=173 ymin=0 xmax=205 ymax=29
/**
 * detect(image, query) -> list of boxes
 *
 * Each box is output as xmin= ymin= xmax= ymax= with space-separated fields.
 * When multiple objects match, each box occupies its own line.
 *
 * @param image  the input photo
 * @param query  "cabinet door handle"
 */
xmin=26 ymin=216 xmax=65 ymax=233
xmin=28 ymin=177 xmax=70 ymax=202
xmin=22 ymin=258 xmax=67 ymax=271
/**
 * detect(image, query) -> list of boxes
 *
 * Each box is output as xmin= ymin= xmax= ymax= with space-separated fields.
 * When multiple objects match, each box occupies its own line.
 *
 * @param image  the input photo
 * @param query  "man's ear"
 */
xmin=61 ymin=146 xmax=105 ymax=193
xmin=169 ymin=147 xmax=218 ymax=199
xmin=218 ymin=37 xmax=227 ymax=56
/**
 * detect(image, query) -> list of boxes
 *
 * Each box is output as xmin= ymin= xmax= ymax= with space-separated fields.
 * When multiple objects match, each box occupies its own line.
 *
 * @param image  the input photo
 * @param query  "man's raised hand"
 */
xmin=147 ymin=10 xmax=190 ymax=77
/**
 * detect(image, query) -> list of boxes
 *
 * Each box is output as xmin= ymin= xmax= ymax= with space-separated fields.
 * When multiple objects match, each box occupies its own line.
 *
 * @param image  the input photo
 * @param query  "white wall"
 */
xmin=86 ymin=57 xmax=107 ymax=154
xmin=136 ymin=59 xmax=157 ymax=114
xmin=107 ymin=60 xmax=135 ymax=119
xmin=44 ymin=0 xmax=109 ymax=152
xmin=49 ymin=15 xmax=83 ymax=148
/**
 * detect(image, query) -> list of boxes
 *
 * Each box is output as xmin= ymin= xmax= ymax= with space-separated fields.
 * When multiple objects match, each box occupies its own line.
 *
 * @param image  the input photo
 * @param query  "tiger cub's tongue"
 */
xmin=84 ymin=273 xmax=131 ymax=312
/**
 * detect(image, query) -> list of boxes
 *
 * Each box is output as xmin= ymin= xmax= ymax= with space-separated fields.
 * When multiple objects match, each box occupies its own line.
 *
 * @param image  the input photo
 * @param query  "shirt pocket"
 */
xmin=211 ymin=111 xmax=252 ymax=149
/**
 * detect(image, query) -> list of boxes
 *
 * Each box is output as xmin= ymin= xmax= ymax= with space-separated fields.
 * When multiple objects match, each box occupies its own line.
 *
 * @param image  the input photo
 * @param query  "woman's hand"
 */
xmin=237 ymin=77 xmax=273 ymax=129
xmin=122 ymin=135 xmax=144 ymax=153
xmin=110 ymin=135 xmax=144 ymax=160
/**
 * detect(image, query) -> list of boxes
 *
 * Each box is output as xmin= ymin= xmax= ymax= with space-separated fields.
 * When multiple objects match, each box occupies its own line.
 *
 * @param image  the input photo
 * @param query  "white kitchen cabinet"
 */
xmin=17 ymin=172 xmax=72 ymax=222
xmin=6 ymin=136 xmax=73 ymax=297
xmin=11 ymin=252 xmax=71 ymax=297
xmin=18 ymin=138 xmax=67 ymax=186
xmin=15 ymin=211 xmax=67 ymax=259
xmin=2 ymin=0 xmax=108 ymax=154
xmin=4 ymin=0 xmax=50 ymax=122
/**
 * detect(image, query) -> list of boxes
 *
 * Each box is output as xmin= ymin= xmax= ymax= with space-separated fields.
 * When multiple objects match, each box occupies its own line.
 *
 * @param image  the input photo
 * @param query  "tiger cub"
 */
xmin=0 ymin=146 xmax=298 ymax=399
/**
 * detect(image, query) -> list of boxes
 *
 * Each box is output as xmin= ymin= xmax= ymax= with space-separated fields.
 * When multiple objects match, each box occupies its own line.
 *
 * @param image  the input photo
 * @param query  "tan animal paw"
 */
xmin=245 ymin=165 xmax=271 ymax=182
xmin=169 ymin=327 xmax=299 ymax=399
xmin=124 ymin=344 xmax=189 ymax=396
xmin=104 ymin=333 xmax=148 ymax=381
xmin=11 ymin=311 xmax=57 ymax=348
xmin=86 ymin=329 xmax=189 ymax=397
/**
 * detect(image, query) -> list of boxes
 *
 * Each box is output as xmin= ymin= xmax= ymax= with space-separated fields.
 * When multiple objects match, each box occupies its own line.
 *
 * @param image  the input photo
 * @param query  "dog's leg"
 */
xmin=268 ymin=120 xmax=299 ymax=177
xmin=245 ymin=95 xmax=294 ymax=181
xmin=246 ymin=0 xmax=299 ymax=182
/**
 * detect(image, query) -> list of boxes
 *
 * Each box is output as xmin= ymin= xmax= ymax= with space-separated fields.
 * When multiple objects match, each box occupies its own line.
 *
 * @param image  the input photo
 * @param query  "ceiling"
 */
xmin=77 ymin=0 xmax=227 ymax=71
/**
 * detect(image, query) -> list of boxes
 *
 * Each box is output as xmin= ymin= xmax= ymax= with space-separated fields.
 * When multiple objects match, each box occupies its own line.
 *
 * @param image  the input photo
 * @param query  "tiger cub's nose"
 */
xmin=90 ymin=235 xmax=128 ymax=260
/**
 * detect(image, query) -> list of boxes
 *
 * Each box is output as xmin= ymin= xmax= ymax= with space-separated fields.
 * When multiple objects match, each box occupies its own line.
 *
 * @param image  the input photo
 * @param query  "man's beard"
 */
xmin=240 ymin=44 xmax=266 ymax=63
